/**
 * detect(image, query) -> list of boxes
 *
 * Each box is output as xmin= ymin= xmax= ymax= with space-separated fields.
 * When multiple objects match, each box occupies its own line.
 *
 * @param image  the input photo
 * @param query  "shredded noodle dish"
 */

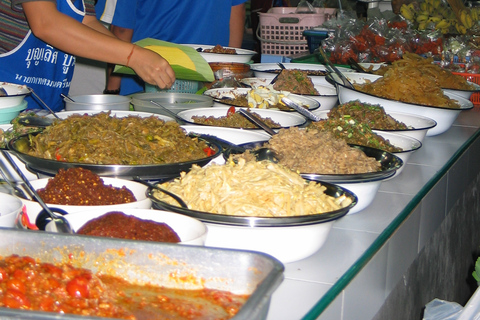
xmin=153 ymin=159 xmax=352 ymax=217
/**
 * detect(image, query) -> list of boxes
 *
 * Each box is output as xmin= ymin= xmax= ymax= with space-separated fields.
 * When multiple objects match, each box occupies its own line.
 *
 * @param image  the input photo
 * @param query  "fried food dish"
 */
xmin=328 ymin=100 xmax=409 ymax=130
xmin=373 ymin=53 xmax=476 ymax=91
xmin=237 ymin=127 xmax=382 ymax=174
xmin=203 ymin=44 xmax=236 ymax=54
xmin=272 ymin=69 xmax=319 ymax=95
xmin=354 ymin=57 xmax=461 ymax=108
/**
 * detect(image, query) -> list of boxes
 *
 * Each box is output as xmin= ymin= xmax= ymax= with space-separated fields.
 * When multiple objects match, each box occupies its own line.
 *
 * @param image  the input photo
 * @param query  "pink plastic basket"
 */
xmin=257 ymin=7 xmax=336 ymax=56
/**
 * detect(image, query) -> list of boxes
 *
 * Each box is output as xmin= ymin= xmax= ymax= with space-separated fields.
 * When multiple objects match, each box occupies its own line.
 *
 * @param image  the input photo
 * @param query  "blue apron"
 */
xmin=0 ymin=0 xmax=85 ymax=111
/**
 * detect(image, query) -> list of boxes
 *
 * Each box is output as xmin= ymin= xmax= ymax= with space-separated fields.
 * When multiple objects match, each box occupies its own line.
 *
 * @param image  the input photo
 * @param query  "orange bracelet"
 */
xmin=126 ymin=44 xmax=136 ymax=67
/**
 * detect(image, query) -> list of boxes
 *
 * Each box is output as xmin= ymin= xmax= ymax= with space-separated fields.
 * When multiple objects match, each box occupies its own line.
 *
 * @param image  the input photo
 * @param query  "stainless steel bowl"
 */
xmin=7 ymin=133 xmax=222 ymax=180
xmin=148 ymin=180 xmax=357 ymax=227
xmin=64 ymin=94 xmax=131 ymax=111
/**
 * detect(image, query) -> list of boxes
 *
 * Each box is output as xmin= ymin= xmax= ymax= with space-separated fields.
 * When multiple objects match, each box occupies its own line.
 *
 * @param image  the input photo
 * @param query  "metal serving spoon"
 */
xmin=1 ymin=150 xmax=73 ymax=233
xmin=60 ymin=93 xmax=75 ymax=102
xmin=281 ymin=97 xmax=320 ymax=122
xmin=237 ymin=108 xmax=277 ymax=136
xmin=132 ymin=176 xmax=188 ymax=209
xmin=316 ymin=46 xmax=355 ymax=89
xmin=149 ymin=100 xmax=185 ymax=124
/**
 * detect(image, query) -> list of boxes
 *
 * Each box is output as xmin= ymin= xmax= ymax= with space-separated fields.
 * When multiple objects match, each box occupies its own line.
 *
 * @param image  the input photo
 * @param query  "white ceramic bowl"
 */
xmin=241 ymin=78 xmax=338 ymax=111
xmin=64 ymin=94 xmax=131 ymax=111
xmin=181 ymin=125 xmax=271 ymax=144
xmin=177 ymin=106 xmax=307 ymax=130
xmin=18 ymin=177 xmax=152 ymax=229
xmin=335 ymin=173 xmax=394 ymax=214
xmin=0 ymin=192 xmax=23 ymax=228
xmin=331 ymin=72 xmax=474 ymax=136
xmin=149 ymin=180 xmax=356 ymax=263
xmin=50 ymin=208 xmax=207 ymax=245
xmin=443 ymin=81 xmax=480 ymax=100
xmin=180 ymin=44 xmax=256 ymax=63
xmin=0 ymin=82 xmax=30 ymax=109
xmin=374 ymin=131 xmax=422 ymax=176
xmin=250 ymin=62 xmax=352 ymax=86
xmin=312 ymin=110 xmax=437 ymax=143
xmin=203 ymin=87 xmax=320 ymax=111
xmin=204 ymin=220 xmax=335 ymax=263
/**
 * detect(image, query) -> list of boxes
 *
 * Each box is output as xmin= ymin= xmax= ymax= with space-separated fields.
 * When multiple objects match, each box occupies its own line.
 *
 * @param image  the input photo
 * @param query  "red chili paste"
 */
xmin=37 ymin=167 xmax=136 ymax=205
xmin=77 ymin=211 xmax=181 ymax=243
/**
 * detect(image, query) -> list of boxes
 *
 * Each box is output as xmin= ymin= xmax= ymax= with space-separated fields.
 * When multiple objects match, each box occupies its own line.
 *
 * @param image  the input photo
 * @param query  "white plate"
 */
xmin=312 ymin=110 xmax=437 ymax=143
xmin=358 ymin=62 xmax=387 ymax=71
xmin=250 ymin=62 xmax=352 ymax=86
xmin=0 ymin=82 xmax=30 ymax=109
xmin=51 ymin=110 xmax=175 ymax=122
xmin=331 ymin=72 xmax=474 ymax=136
xmin=203 ymin=87 xmax=320 ymax=111
xmin=180 ymin=44 xmax=256 ymax=63
xmin=177 ymin=107 xmax=307 ymax=130
xmin=52 ymin=208 xmax=208 ymax=246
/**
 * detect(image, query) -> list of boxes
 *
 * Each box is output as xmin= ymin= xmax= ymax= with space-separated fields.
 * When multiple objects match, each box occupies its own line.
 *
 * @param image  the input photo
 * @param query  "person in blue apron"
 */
xmin=0 ymin=0 xmax=175 ymax=112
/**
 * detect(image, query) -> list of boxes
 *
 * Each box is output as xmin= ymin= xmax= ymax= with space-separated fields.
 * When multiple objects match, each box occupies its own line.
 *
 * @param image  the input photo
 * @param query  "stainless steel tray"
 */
xmin=0 ymin=228 xmax=284 ymax=319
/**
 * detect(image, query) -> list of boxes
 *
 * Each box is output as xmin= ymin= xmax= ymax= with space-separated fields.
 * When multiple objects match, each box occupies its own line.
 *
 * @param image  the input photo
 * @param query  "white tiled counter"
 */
xmin=267 ymin=107 xmax=480 ymax=320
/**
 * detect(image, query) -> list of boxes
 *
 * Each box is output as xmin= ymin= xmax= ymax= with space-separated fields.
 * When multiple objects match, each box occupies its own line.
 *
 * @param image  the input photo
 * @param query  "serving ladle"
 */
xmin=132 ymin=176 xmax=188 ymax=209
xmin=149 ymin=100 xmax=185 ymax=124
xmin=1 ymin=150 xmax=73 ymax=233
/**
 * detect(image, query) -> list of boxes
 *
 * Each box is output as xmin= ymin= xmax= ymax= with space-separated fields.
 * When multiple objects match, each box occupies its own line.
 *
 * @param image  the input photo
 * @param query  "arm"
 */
xmin=229 ymin=3 xmax=246 ymax=48
xmin=104 ymin=25 xmax=134 ymax=92
xmin=22 ymin=1 xmax=175 ymax=89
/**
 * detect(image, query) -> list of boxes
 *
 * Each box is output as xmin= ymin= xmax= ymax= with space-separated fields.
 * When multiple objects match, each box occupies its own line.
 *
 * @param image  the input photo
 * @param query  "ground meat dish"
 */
xmin=309 ymin=118 xmax=403 ymax=153
xmin=203 ymin=44 xmax=236 ymax=54
xmin=192 ymin=110 xmax=281 ymax=129
xmin=0 ymin=255 xmax=248 ymax=320
xmin=240 ymin=127 xmax=381 ymax=174
xmin=26 ymin=112 xmax=214 ymax=165
xmin=37 ymin=168 xmax=136 ymax=205
xmin=77 ymin=211 xmax=181 ymax=243
xmin=328 ymin=100 xmax=409 ymax=130
xmin=273 ymin=69 xmax=319 ymax=95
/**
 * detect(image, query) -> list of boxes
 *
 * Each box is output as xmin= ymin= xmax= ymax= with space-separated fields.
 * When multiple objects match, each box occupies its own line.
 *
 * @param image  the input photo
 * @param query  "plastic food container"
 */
xmin=64 ymin=94 xmax=131 ymax=111
xmin=0 ymin=228 xmax=284 ymax=320
xmin=131 ymin=92 xmax=213 ymax=115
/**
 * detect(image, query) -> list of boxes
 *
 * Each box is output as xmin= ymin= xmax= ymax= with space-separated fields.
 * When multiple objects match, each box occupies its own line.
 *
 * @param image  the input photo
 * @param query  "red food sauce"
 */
xmin=77 ymin=211 xmax=181 ymax=243
xmin=37 ymin=168 xmax=136 ymax=205
xmin=0 ymin=255 xmax=248 ymax=320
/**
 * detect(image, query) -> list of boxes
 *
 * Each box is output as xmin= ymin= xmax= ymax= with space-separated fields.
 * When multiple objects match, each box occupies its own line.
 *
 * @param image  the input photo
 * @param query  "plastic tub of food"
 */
xmin=64 ymin=94 xmax=131 ymax=111
xmin=131 ymin=92 xmax=213 ymax=115
xmin=0 ymin=228 xmax=284 ymax=320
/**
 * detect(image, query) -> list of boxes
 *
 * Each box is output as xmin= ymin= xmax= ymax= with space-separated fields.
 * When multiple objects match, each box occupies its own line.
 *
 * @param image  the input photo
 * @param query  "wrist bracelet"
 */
xmin=103 ymin=88 xmax=120 ymax=94
xmin=126 ymin=44 xmax=136 ymax=67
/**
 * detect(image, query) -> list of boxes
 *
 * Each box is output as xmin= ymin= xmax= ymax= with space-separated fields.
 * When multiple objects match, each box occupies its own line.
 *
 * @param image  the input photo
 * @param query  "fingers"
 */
xmin=130 ymin=47 xmax=176 ymax=89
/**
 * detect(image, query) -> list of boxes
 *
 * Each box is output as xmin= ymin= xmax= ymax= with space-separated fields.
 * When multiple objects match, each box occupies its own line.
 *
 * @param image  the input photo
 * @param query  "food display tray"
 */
xmin=0 ymin=228 xmax=284 ymax=320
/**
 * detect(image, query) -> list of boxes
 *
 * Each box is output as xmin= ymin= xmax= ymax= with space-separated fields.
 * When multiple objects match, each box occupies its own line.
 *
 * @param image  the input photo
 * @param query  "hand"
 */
xmin=128 ymin=46 xmax=176 ymax=89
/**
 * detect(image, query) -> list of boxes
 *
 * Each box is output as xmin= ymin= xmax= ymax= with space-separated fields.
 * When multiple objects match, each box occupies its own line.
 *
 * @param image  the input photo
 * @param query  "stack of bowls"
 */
xmin=64 ymin=94 xmax=131 ymax=111
xmin=0 ymin=82 xmax=30 ymax=124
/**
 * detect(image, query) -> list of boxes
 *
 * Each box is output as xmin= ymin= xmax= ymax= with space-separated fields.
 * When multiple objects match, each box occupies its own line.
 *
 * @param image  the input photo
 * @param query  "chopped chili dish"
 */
xmin=0 ymin=254 xmax=249 ymax=319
